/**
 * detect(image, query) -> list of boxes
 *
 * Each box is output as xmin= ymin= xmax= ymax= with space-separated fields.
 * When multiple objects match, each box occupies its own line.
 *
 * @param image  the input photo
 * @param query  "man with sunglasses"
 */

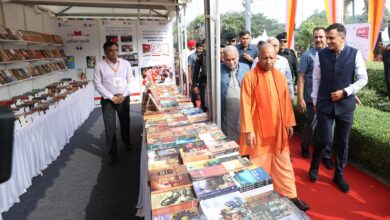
xmin=226 ymin=32 xmax=237 ymax=46
xmin=94 ymin=41 xmax=133 ymax=165
xmin=276 ymin=32 xmax=298 ymax=86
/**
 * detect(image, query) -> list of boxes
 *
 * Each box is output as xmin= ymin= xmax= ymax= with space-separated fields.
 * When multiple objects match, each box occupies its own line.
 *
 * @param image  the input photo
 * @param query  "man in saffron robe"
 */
xmin=239 ymin=43 xmax=309 ymax=211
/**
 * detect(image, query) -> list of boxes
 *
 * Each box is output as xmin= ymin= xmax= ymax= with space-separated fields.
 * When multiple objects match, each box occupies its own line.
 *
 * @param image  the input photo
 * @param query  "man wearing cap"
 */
xmin=182 ymin=39 xmax=196 ymax=93
xmin=276 ymin=32 xmax=298 ymax=85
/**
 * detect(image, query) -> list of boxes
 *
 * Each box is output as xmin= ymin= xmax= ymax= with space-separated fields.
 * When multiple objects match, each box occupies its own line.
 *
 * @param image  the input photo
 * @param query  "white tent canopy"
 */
xmin=4 ymin=0 xmax=190 ymax=19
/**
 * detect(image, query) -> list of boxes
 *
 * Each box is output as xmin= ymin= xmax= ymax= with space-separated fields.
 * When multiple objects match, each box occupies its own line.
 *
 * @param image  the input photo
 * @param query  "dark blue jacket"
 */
xmin=220 ymin=62 xmax=250 ymax=115
xmin=317 ymin=46 xmax=357 ymax=115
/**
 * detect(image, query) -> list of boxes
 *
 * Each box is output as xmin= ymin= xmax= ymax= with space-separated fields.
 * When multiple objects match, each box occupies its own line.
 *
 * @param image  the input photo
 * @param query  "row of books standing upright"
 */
xmin=142 ymin=80 xmax=310 ymax=220
xmin=0 ymin=27 xmax=67 ymax=85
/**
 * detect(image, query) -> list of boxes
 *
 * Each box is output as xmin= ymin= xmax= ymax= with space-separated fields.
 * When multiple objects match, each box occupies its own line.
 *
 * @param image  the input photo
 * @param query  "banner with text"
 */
xmin=345 ymin=23 xmax=371 ymax=61
xmin=138 ymin=21 xmax=175 ymax=85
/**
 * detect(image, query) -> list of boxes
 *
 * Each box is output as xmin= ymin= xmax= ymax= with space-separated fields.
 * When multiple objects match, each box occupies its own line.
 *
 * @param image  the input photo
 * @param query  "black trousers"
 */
xmin=301 ymin=103 xmax=333 ymax=159
xmin=101 ymin=96 xmax=130 ymax=157
xmin=311 ymin=109 xmax=354 ymax=177
xmin=199 ymin=85 xmax=207 ymax=112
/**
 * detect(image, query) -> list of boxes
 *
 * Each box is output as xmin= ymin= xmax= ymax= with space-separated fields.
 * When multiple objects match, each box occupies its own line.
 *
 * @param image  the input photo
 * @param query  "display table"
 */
xmin=0 ymin=84 xmax=94 ymax=219
xmin=135 ymin=127 xmax=151 ymax=219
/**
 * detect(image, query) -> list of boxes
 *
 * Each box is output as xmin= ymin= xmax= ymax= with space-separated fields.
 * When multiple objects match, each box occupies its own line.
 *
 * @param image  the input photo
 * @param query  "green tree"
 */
xmin=187 ymin=12 xmax=284 ymax=44
xmin=295 ymin=10 xmax=327 ymax=52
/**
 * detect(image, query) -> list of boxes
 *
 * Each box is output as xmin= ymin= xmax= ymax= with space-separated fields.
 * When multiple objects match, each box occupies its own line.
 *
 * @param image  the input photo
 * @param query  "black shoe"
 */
xmin=109 ymin=156 xmax=117 ymax=165
xmin=290 ymin=197 xmax=310 ymax=212
xmin=301 ymin=148 xmax=310 ymax=158
xmin=308 ymin=167 xmax=318 ymax=182
xmin=322 ymin=158 xmax=334 ymax=169
xmin=333 ymin=176 xmax=350 ymax=193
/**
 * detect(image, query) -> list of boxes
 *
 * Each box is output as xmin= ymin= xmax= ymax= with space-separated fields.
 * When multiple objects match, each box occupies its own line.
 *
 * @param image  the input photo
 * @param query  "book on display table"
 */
xmin=142 ymin=82 xmax=309 ymax=220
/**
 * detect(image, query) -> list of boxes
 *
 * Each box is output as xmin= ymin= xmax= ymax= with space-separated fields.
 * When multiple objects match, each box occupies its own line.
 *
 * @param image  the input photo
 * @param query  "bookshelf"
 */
xmin=0 ymin=27 xmax=70 ymax=99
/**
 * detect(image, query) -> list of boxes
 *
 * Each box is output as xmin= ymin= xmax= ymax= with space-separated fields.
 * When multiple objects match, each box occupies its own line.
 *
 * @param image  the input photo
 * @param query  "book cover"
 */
xmin=148 ymin=148 xmax=179 ymax=161
xmin=208 ymin=141 xmax=239 ymax=157
xmin=189 ymin=164 xmax=228 ymax=181
xmin=193 ymin=173 xmax=238 ymax=200
xmin=187 ymin=113 xmax=208 ymax=124
xmin=245 ymin=191 xmax=304 ymax=220
xmin=151 ymin=187 xmax=198 ymax=216
xmin=180 ymin=148 xmax=213 ymax=164
xmin=222 ymin=157 xmax=252 ymax=172
xmin=148 ymin=158 xmax=180 ymax=171
xmin=149 ymin=165 xmax=188 ymax=179
xmin=150 ymin=173 xmax=192 ymax=194
xmin=185 ymin=158 xmax=221 ymax=172
xmin=152 ymin=208 xmax=198 ymax=220
xmin=200 ymin=191 xmax=251 ymax=220
xmin=181 ymin=140 xmax=207 ymax=153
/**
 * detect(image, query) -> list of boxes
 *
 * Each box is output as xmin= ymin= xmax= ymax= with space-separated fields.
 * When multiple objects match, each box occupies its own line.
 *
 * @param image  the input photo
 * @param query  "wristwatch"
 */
xmin=342 ymin=89 xmax=348 ymax=97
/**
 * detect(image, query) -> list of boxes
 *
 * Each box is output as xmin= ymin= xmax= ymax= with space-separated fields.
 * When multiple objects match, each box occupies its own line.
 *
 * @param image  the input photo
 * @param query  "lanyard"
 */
xmin=105 ymin=59 xmax=120 ymax=74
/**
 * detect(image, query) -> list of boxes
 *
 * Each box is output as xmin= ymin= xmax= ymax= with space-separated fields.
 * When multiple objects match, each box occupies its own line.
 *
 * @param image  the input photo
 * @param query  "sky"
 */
xmin=185 ymin=0 xmax=390 ymax=27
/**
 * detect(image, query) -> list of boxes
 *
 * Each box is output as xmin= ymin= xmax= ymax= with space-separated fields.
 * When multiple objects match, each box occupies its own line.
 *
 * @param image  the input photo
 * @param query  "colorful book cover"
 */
xmin=233 ymin=167 xmax=272 ymax=192
xmin=187 ymin=113 xmax=208 ymax=124
xmin=175 ymin=134 xmax=199 ymax=145
xmin=149 ymin=164 xmax=188 ymax=179
xmin=152 ymin=208 xmax=198 ymax=220
xmin=185 ymin=158 xmax=221 ymax=172
xmin=181 ymin=108 xmax=203 ymax=116
xmin=148 ymin=148 xmax=179 ymax=161
xmin=148 ymin=158 xmax=180 ymax=171
xmin=181 ymin=140 xmax=207 ymax=153
xmin=193 ymin=173 xmax=238 ymax=200
xmin=150 ymin=173 xmax=192 ymax=194
xmin=151 ymin=187 xmax=198 ymax=216
xmin=222 ymin=157 xmax=252 ymax=172
xmin=180 ymin=148 xmax=213 ymax=164
xmin=208 ymin=141 xmax=239 ymax=157
xmin=189 ymin=164 xmax=228 ymax=181
xmin=200 ymin=192 xmax=251 ymax=220
xmin=147 ymin=142 xmax=177 ymax=151
xmin=244 ymin=191 xmax=303 ymax=220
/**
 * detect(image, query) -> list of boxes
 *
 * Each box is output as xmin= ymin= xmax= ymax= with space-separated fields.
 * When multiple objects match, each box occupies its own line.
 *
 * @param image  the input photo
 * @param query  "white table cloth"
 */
xmin=0 ymin=84 xmax=94 ymax=219
xmin=136 ymin=127 xmax=152 ymax=220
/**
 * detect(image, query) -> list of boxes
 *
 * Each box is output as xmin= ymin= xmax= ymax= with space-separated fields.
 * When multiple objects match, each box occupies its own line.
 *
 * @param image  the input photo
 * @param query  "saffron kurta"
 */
xmin=239 ymin=65 xmax=297 ymax=198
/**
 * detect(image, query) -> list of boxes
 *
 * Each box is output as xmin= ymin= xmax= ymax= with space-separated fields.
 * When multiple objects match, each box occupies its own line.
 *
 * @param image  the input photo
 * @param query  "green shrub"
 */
xmin=350 ymin=106 xmax=390 ymax=181
xmin=365 ymin=62 xmax=387 ymax=95
xmin=358 ymin=88 xmax=390 ymax=112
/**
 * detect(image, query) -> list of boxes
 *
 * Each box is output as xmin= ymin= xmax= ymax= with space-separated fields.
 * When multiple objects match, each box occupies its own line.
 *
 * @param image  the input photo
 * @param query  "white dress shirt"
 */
xmin=311 ymin=46 xmax=368 ymax=105
xmin=93 ymin=58 xmax=133 ymax=100
xmin=252 ymin=55 xmax=294 ymax=99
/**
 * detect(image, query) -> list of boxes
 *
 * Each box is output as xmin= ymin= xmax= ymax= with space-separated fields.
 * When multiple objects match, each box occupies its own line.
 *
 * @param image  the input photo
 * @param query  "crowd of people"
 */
xmin=183 ymin=23 xmax=368 ymax=212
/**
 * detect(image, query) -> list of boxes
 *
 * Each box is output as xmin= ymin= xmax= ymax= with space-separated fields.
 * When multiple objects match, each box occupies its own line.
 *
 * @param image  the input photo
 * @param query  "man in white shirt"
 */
xmin=94 ymin=41 xmax=133 ymax=165
xmin=309 ymin=23 xmax=368 ymax=192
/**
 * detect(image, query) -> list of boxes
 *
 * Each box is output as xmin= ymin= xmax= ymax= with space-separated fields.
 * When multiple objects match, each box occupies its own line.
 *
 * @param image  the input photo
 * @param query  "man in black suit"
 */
xmin=309 ymin=23 xmax=368 ymax=193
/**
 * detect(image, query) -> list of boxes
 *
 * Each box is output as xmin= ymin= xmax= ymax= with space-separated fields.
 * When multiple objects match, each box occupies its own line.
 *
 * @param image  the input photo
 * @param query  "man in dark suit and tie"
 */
xmin=309 ymin=23 xmax=368 ymax=192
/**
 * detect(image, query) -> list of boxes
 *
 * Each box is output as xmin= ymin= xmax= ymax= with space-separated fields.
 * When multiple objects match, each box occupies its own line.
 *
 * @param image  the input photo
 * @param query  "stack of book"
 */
xmin=0 ymin=49 xmax=66 ymax=62
xmin=0 ymin=27 xmax=64 ymax=44
xmin=0 ymin=62 xmax=67 ymax=85
xmin=0 ymin=79 xmax=89 ymax=127
xmin=144 ymin=83 xmax=310 ymax=220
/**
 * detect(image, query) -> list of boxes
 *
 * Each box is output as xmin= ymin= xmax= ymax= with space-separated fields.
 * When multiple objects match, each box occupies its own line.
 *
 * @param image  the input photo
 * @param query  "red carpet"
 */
xmin=289 ymin=136 xmax=390 ymax=220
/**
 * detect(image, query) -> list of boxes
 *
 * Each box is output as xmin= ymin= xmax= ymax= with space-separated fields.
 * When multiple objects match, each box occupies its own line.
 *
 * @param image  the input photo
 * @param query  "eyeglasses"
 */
xmin=229 ymin=39 xmax=236 ymax=43
xmin=281 ymin=39 xmax=287 ymax=43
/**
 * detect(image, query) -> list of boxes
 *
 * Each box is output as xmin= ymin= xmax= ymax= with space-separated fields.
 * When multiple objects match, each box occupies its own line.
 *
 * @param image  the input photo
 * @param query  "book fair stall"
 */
xmin=0 ymin=1 xmax=183 ymax=219
xmin=136 ymin=75 xmax=310 ymax=219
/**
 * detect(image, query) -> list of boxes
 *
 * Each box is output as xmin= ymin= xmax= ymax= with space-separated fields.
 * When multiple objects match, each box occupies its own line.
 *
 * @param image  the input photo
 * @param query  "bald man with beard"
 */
xmin=239 ymin=43 xmax=309 ymax=211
